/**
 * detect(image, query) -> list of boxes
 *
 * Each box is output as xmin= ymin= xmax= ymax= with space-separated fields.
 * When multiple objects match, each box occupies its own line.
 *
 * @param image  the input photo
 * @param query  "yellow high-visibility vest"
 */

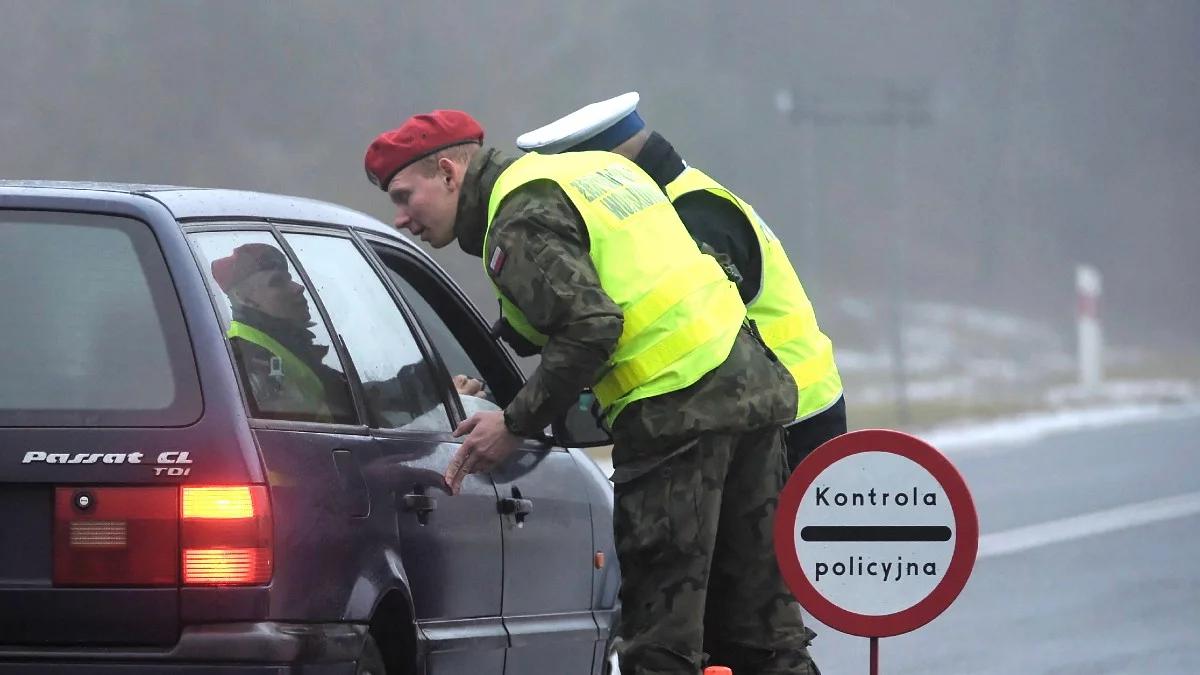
xmin=666 ymin=167 xmax=843 ymax=421
xmin=485 ymin=152 xmax=746 ymax=425
xmin=227 ymin=320 xmax=333 ymax=421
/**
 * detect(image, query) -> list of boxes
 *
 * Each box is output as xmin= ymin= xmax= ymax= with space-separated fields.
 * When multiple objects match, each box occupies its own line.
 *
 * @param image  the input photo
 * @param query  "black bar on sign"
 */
xmin=800 ymin=526 xmax=952 ymax=542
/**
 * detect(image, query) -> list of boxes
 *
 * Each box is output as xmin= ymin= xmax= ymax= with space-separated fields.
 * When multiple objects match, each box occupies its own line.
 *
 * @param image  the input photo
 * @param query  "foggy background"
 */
xmin=3 ymin=0 xmax=1197 ymax=425
xmin=7 ymin=7 xmax=1197 ymax=671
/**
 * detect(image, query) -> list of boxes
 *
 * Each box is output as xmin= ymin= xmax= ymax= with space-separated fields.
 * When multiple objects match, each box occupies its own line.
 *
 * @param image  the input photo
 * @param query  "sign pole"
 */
xmin=1076 ymin=264 xmax=1103 ymax=388
xmin=870 ymin=637 xmax=879 ymax=675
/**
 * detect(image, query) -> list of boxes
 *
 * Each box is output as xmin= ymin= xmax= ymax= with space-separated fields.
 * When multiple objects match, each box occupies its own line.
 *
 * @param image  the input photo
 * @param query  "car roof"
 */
xmin=0 ymin=180 xmax=402 ymax=241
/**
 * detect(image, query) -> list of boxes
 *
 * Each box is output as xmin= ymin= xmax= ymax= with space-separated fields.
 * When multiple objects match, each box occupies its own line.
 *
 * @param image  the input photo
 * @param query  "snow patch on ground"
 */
xmin=922 ymin=401 xmax=1200 ymax=453
xmin=585 ymin=400 xmax=1200 ymax=479
xmin=921 ymin=378 xmax=1200 ymax=451
xmin=584 ymin=300 xmax=1200 ymax=476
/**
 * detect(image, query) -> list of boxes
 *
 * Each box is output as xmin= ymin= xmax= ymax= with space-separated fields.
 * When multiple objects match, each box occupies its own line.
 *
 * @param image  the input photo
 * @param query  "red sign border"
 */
xmin=774 ymin=429 xmax=979 ymax=637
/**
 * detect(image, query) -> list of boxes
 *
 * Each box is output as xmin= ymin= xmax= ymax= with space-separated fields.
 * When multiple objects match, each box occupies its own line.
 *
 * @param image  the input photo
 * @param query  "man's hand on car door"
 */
xmin=445 ymin=411 xmax=520 ymax=494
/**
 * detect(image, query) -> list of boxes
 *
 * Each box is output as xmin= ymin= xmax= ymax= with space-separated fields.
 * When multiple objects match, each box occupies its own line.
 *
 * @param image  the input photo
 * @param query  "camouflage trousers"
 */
xmin=613 ymin=426 xmax=820 ymax=675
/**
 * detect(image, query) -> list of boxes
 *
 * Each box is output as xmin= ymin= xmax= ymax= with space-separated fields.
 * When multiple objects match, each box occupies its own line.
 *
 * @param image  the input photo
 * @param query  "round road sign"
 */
xmin=774 ymin=429 xmax=978 ymax=637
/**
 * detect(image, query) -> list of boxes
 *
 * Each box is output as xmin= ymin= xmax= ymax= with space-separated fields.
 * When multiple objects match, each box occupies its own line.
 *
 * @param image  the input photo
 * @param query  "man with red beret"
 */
xmin=210 ymin=243 xmax=355 ymax=424
xmin=365 ymin=111 xmax=820 ymax=675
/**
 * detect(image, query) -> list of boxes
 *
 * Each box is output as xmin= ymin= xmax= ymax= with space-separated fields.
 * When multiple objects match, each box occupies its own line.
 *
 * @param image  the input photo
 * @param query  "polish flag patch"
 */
xmin=488 ymin=246 xmax=507 ymax=276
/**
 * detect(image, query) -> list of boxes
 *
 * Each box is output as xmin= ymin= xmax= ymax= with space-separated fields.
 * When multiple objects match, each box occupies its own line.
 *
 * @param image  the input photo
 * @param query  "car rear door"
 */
xmin=366 ymin=238 xmax=602 ymax=675
xmin=186 ymin=226 xmax=383 ymax=628
xmin=281 ymin=228 xmax=507 ymax=675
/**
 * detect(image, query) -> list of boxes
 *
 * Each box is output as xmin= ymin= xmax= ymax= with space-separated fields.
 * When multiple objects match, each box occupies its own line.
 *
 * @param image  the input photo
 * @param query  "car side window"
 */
xmin=371 ymin=245 xmax=522 ymax=411
xmin=284 ymin=233 xmax=452 ymax=432
xmin=390 ymin=272 xmax=482 ymax=390
xmin=190 ymin=232 xmax=357 ymax=425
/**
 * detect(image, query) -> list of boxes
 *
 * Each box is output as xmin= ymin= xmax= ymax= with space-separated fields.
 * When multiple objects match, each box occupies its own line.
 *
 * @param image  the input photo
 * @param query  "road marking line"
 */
xmin=978 ymin=491 xmax=1200 ymax=558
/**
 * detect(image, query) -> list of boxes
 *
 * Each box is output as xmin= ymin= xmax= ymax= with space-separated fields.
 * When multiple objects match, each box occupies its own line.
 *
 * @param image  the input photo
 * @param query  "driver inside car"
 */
xmin=211 ymin=243 xmax=357 ymax=424
xmin=212 ymin=242 xmax=497 ymax=429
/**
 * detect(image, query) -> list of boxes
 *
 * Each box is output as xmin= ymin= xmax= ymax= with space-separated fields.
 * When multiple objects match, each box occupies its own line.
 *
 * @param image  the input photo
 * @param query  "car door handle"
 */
xmin=499 ymin=485 xmax=532 ymax=526
xmin=401 ymin=487 xmax=437 ymax=526
xmin=498 ymin=497 xmax=533 ymax=517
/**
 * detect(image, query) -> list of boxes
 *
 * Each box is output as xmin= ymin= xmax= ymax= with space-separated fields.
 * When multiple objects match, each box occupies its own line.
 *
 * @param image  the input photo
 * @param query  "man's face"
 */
xmin=236 ymin=269 xmax=311 ymax=324
xmin=387 ymin=158 xmax=461 ymax=248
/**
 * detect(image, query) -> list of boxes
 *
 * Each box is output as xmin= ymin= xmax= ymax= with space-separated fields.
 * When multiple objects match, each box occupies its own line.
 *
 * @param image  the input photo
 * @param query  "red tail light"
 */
xmin=181 ymin=485 xmax=272 ymax=585
xmin=54 ymin=487 xmax=178 ymax=586
xmin=53 ymin=485 xmax=273 ymax=587
xmin=182 ymin=486 xmax=256 ymax=519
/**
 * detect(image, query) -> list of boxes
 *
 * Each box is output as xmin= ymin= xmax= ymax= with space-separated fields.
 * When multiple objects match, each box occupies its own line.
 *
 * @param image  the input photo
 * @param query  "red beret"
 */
xmin=364 ymin=110 xmax=485 ymax=190
xmin=211 ymin=243 xmax=287 ymax=293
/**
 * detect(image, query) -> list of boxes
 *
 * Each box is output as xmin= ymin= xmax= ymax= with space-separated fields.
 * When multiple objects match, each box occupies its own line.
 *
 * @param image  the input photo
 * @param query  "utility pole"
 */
xmin=883 ymin=86 xmax=931 ymax=426
xmin=774 ymin=88 xmax=822 ymax=301
xmin=776 ymin=83 xmax=931 ymax=425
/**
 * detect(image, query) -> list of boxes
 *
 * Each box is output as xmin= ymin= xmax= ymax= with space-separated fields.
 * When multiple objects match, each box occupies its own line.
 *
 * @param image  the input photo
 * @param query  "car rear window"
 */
xmin=0 ymin=211 xmax=201 ymax=426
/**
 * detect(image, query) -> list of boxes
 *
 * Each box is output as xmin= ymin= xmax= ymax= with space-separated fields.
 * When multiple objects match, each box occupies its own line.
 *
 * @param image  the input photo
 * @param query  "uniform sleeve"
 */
xmin=674 ymin=192 xmax=762 ymax=303
xmin=486 ymin=180 xmax=624 ymax=437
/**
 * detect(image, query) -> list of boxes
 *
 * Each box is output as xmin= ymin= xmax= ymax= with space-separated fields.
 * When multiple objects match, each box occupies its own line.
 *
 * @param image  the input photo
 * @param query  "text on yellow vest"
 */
xmin=485 ymin=152 xmax=746 ymax=425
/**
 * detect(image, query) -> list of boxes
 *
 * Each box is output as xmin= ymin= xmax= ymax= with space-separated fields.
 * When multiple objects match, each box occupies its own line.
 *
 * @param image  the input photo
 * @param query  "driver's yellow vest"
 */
xmin=485 ymin=152 xmax=746 ymax=425
xmin=227 ymin=320 xmax=332 ymax=421
xmin=665 ymin=167 xmax=842 ymax=421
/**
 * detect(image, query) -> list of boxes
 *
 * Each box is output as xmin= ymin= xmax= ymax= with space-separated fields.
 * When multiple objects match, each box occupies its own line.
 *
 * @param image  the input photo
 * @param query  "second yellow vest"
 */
xmin=665 ymin=167 xmax=843 ymax=421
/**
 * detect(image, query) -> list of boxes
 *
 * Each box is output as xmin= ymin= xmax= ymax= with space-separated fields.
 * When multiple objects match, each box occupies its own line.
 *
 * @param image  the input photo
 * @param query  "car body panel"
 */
xmin=0 ymin=182 xmax=616 ymax=674
xmin=0 ymin=187 xmax=264 ymax=647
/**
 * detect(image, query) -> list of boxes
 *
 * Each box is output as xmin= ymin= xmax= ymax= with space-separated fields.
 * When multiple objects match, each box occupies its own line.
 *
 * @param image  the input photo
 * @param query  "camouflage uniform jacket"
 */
xmin=455 ymin=148 xmax=798 ymax=477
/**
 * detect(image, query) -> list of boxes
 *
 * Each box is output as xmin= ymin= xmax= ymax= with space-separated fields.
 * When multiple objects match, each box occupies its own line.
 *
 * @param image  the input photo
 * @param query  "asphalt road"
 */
xmin=804 ymin=412 xmax=1200 ymax=674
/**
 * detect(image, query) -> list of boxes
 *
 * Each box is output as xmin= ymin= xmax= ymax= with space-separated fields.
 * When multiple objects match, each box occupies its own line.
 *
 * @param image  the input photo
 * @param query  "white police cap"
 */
xmin=516 ymin=92 xmax=645 ymax=154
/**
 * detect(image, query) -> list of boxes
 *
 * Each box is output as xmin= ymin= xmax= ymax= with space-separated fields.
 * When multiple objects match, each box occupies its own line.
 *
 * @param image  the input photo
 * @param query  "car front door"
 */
xmin=368 ymin=240 xmax=601 ymax=675
xmin=283 ymin=229 xmax=506 ymax=675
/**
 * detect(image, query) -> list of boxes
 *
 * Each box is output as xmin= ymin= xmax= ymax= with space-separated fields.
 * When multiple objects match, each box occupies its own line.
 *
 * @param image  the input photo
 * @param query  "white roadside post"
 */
xmin=775 ymin=430 xmax=978 ymax=674
xmin=1076 ymin=264 xmax=1104 ymax=389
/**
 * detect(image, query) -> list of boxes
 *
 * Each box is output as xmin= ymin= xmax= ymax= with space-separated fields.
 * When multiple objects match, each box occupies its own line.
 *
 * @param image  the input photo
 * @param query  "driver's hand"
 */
xmin=452 ymin=374 xmax=485 ymax=397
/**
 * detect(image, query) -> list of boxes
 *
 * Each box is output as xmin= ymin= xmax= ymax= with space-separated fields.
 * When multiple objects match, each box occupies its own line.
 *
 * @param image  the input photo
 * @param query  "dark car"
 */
xmin=0 ymin=181 xmax=618 ymax=675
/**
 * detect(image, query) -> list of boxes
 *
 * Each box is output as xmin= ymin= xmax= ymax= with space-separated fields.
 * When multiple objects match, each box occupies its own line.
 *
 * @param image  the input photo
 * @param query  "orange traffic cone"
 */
xmin=704 ymin=667 xmax=733 ymax=675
